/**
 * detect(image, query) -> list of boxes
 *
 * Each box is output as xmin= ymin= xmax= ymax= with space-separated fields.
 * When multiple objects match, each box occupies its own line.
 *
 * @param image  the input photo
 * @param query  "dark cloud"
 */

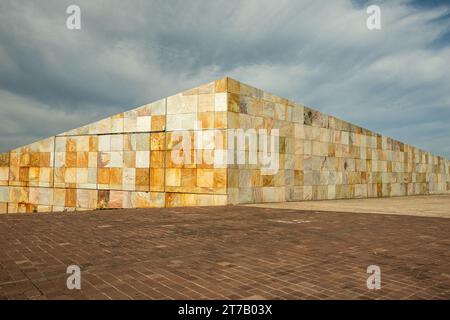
xmin=0 ymin=0 xmax=449 ymax=158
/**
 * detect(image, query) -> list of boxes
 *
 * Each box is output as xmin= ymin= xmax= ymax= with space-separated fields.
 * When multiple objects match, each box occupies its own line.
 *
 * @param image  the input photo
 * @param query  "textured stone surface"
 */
xmin=0 ymin=77 xmax=449 ymax=213
xmin=0 ymin=206 xmax=449 ymax=299
xmin=225 ymin=78 xmax=450 ymax=204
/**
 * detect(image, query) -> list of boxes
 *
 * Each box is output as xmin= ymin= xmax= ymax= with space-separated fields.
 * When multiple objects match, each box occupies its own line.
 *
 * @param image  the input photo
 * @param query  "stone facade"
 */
xmin=225 ymin=78 xmax=450 ymax=204
xmin=0 ymin=77 xmax=449 ymax=213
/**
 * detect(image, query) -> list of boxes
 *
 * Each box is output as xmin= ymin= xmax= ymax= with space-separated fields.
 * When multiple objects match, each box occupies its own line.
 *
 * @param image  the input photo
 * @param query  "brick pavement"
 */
xmin=0 ymin=206 xmax=449 ymax=299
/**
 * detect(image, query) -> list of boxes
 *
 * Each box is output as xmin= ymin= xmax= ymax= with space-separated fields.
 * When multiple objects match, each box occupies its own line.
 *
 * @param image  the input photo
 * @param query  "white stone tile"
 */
xmin=110 ymin=135 xmax=123 ymax=151
xmin=124 ymin=117 xmax=137 ymax=133
xmin=109 ymin=152 xmax=123 ymax=167
xmin=55 ymin=137 xmax=66 ymax=152
xmin=150 ymin=99 xmax=166 ymax=115
xmin=99 ymin=135 xmax=111 ymax=152
xmin=55 ymin=152 xmax=65 ymax=167
xmin=137 ymin=116 xmax=151 ymax=132
xmin=111 ymin=118 xmax=124 ymax=133
xmin=136 ymin=151 xmax=149 ymax=168
xmin=77 ymin=168 xmax=88 ymax=184
xmin=214 ymin=93 xmax=227 ymax=112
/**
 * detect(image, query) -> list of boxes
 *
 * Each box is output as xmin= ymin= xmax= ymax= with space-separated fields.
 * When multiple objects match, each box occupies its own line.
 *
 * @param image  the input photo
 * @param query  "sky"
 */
xmin=0 ymin=0 xmax=449 ymax=158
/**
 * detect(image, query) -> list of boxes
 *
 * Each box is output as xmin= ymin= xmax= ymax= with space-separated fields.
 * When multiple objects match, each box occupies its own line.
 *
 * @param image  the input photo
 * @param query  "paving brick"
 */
xmin=0 ymin=206 xmax=449 ymax=299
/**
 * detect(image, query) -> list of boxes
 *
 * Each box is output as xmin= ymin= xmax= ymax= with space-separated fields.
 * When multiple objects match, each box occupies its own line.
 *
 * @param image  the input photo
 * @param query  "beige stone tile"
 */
xmin=0 ymin=186 xmax=9 ymax=202
xmin=167 ymin=94 xmax=197 ymax=114
xmin=198 ymin=94 xmax=215 ymax=112
xmin=214 ymin=93 xmax=227 ymax=112
xmin=136 ymin=116 xmax=151 ymax=132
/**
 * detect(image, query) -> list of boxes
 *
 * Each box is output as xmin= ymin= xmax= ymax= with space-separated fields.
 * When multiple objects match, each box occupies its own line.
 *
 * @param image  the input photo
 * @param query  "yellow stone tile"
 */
xmin=197 ymin=169 xmax=214 ymax=188
xmin=227 ymin=78 xmax=240 ymax=94
xmin=198 ymin=112 xmax=215 ymax=129
xmin=166 ymin=168 xmax=181 ymax=187
xmin=214 ymin=78 xmax=228 ymax=93
xmin=228 ymin=93 xmax=240 ymax=113
xmin=150 ymin=151 xmax=165 ymax=168
xmin=150 ymin=168 xmax=165 ymax=191
xmin=181 ymin=168 xmax=196 ymax=187
xmin=151 ymin=132 xmax=165 ymax=151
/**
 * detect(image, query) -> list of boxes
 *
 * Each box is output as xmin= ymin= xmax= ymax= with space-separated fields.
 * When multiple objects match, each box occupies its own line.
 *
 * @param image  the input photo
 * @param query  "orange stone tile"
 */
xmin=26 ymin=203 xmax=37 ymax=213
xmin=89 ymin=136 xmax=98 ymax=151
xmin=135 ymin=168 xmax=149 ymax=186
xmin=214 ymin=78 xmax=227 ymax=93
xmin=151 ymin=133 xmax=165 ymax=151
xmin=181 ymin=168 xmax=196 ymax=187
xmin=65 ymin=189 xmax=77 ymax=207
xmin=30 ymin=152 xmax=40 ymax=166
xmin=150 ymin=168 xmax=164 ymax=191
xmin=214 ymin=169 xmax=227 ymax=189
xmin=19 ymin=167 xmax=29 ymax=183
xmin=180 ymin=193 xmax=196 ymax=206
xmin=215 ymin=112 xmax=227 ymax=129
xmin=151 ymin=115 xmax=166 ymax=132
xmin=29 ymin=167 xmax=40 ymax=182
xmin=66 ymin=138 xmax=77 ymax=152
xmin=150 ymin=151 xmax=165 ymax=168
xmin=98 ymin=168 xmax=110 ymax=184
xmin=19 ymin=152 xmax=30 ymax=167
xmin=110 ymin=168 xmax=123 ymax=185
xmin=77 ymin=152 xmax=89 ymax=167
xmin=199 ymin=112 xmax=214 ymax=129
xmin=39 ymin=153 xmax=51 ymax=167
xmin=66 ymin=152 xmax=77 ymax=167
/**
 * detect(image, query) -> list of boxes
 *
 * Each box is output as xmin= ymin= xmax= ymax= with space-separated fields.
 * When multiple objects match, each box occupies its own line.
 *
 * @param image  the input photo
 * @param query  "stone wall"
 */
xmin=0 ymin=79 xmax=229 ymax=213
xmin=225 ymin=78 xmax=450 ymax=204
xmin=0 ymin=77 xmax=449 ymax=213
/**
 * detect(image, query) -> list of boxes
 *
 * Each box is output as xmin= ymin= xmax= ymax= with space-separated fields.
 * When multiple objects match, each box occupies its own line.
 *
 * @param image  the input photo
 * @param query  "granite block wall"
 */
xmin=224 ymin=78 xmax=450 ymax=204
xmin=0 ymin=77 xmax=449 ymax=213
xmin=163 ymin=80 xmax=228 ymax=207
